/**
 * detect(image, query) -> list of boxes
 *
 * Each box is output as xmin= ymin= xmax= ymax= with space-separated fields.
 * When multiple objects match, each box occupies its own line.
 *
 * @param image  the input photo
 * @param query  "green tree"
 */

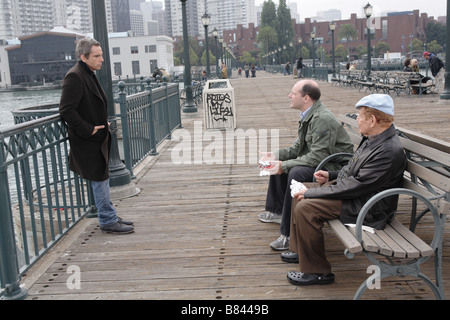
xmin=260 ymin=0 xmax=277 ymax=30
xmin=356 ymin=44 xmax=367 ymax=59
xmin=201 ymin=50 xmax=216 ymax=66
xmin=257 ymin=25 xmax=278 ymax=63
xmin=337 ymin=24 xmax=357 ymax=62
xmin=276 ymin=0 xmax=294 ymax=50
xmin=427 ymin=40 xmax=443 ymax=54
xmin=335 ymin=44 xmax=347 ymax=62
xmin=412 ymin=38 xmax=424 ymax=53
xmin=374 ymin=41 xmax=390 ymax=57
xmin=240 ymin=51 xmax=256 ymax=65
xmin=426 ymin=21 xmax=446 ymax=47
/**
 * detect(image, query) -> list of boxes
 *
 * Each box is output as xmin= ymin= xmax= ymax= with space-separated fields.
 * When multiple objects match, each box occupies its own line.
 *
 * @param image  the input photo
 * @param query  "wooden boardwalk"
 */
xmin=23 ymin=72 xmax=450 ymax=301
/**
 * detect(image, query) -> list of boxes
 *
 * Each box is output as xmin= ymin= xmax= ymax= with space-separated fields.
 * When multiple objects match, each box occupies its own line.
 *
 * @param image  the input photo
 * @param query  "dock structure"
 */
xmin=21 ymin=72 xmax=449 ymax=300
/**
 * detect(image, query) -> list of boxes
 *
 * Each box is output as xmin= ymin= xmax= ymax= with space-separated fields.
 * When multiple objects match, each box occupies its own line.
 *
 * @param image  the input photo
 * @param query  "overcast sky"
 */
xmin=255 ymin=0 xmax=446 ymax=21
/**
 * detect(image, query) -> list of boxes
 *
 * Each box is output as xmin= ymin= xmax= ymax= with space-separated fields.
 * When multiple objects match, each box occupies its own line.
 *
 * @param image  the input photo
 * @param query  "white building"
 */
xmin=165 ymin=0 xmax=257 ymax=38
xmin=108 ymin=34 xmax=174 ymax=80
xmin=0 ymin=41 xmax=11 ymax=87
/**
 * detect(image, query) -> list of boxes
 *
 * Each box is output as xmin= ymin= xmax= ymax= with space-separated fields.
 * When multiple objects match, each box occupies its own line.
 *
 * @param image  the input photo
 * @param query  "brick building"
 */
xmin=222 ymin=10 xmax=438 ymax=62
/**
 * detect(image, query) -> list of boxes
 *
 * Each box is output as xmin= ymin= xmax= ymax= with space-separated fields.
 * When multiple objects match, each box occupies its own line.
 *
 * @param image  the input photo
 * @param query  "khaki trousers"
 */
xmin=289 ymin=183 xmax=342 ymax=274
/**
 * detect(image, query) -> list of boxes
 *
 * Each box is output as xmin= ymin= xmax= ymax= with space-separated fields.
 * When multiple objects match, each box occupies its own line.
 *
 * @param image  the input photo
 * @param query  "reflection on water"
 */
xmin=0 ymin=89 xmax=61 ymax=129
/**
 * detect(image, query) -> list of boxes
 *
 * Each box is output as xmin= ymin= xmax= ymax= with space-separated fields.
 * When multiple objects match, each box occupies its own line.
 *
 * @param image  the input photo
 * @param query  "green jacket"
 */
xmin=275 ymin=100 xmax=353 ymax=173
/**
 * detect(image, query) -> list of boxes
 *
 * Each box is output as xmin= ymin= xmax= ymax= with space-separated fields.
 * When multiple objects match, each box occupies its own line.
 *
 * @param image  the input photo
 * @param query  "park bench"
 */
xmin=332 ymin=70 xmax=364 ymax=88
xmin=408 ymin=73 xmax=436 ymax=95
xmin=309 ymin=114 xmax=449 ymax=299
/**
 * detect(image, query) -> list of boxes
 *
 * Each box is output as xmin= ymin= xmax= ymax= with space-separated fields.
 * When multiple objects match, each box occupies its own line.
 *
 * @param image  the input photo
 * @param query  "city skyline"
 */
xmin=255 ymin=0 xmax=446 ymax=22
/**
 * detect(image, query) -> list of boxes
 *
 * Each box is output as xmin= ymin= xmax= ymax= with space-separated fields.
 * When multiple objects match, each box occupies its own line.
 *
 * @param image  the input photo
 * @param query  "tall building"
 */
xmin=0 ymin=0 xmax=133 ymax=40
xmin=165 ymin=0 xmax=200 ymax=37
xmin=110 ymin=0 xmax=132 ymax=32
xmin=165 ymin=0 xmax=257 ymax=38
xmin=0 ymin=0 xmax=54 ymax=39
xmin=206 ymin=0 xmax=257 ymax=37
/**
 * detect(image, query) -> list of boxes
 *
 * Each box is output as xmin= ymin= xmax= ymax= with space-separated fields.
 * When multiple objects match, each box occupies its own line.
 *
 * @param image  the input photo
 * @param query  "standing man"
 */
xmin=221 ymin=63 xmax=228 ymax=79
xmin=423 ymin=51 xmax=445 ymax=93
xmin=59 ymin=38 xmax=134 ymax=234
xmin=285 ymin=94 xmax=406 ymax=286
xmin=259 ymin=79 xmax=353 ymax=250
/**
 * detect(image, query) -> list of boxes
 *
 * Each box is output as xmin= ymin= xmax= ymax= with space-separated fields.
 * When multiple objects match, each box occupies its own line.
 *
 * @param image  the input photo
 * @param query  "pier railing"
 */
xmin=117 ymin=79 xmax=181 ymax=176
xmin=0 ymin=115 xmax=93 ymax=299
xmin=0 ymin=80 xmax=182 ymax=299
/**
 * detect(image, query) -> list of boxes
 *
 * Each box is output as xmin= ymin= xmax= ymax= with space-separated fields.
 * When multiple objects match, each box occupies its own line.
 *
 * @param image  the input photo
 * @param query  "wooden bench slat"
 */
xmin=375 ymin=230 xmax=407 ymax=258
xmin=384 ymin=224 xmax=420 ymax=258
xmin=327 ymin=219 xmax=362 ymax=254
xmin=365 ymin=231 xmax=394 ymax=256
xmin=406 ymin=160 xmax=450 ymax=193
xmin=399 ymin=137 xmax=450 ymax=168
xmin=389 ymin=219 xmax=434 ymax=257
xmin=347 ymin=226 xmax=379 ymax=252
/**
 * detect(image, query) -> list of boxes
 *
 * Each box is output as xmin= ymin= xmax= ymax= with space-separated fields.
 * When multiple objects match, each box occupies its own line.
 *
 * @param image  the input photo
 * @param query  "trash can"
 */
xmin=203 ymin=79 xmax=236 ymax=129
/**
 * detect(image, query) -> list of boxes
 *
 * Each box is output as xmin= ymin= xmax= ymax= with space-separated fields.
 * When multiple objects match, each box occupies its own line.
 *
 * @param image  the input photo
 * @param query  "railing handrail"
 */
xmin=1 ymin=81 xmax=183 ymax=299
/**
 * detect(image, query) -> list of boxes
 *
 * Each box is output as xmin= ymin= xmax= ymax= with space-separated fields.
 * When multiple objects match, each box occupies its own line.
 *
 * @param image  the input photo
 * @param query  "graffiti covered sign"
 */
xmin=203 ymin=80 xmax=236 ymax=129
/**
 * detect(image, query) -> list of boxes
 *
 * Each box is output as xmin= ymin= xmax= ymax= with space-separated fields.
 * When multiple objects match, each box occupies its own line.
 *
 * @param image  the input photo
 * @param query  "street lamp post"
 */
xmin=201 ymin=13 xmax=211 ymax=77
xmin=440 ymin=0 xmax=450 ymax=100
xmin=180 ymin=0 xmax=197 ymax=113
xmin=92 ymin=0 xmax=133 ymax=188
xmin=364 ymin=2 xmax=373 ymax=75
xmin=212 ymin=28 xmax=219 ymax=77
xmin=311 ymin=31 xmax=316 ymax=78
xmin=330 ymin=21 xmax=336 ymax=77
xmin=298 ymin=38 xmax=302 ymax=58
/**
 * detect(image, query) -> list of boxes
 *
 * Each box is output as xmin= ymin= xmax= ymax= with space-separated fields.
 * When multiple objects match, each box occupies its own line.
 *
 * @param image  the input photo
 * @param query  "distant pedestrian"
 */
xmin=423 ymin=51 xmax=445 ymax=93
xmin=284 ymin=62 xmax=291 ymax=76
xmin=251 ymin=64 xmax=256 ymax=77
xmin=221 ymin=63 xmax=228 ymax=79
xmin=296 ymin=58 xmax=305 ymax=79
xmin=245 ymin=64 xmax=250 ymax=78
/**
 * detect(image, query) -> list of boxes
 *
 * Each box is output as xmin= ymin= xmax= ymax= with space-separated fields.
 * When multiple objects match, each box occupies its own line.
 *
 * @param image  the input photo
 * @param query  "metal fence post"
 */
xmin=118 ymin=81 xmax=134 ymax=178
xmin=163 ymin=77 xmax=171 ymax=140
xmin=0 ymin=147 xmax=27 ymax=300
xmin=146 ymin=78 xmax=159 ymax=156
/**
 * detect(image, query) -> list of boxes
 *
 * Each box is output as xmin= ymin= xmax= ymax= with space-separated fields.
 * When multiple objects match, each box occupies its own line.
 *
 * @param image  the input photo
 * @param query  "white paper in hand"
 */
xmin=290 ymin=179 xmax=306 ymax=197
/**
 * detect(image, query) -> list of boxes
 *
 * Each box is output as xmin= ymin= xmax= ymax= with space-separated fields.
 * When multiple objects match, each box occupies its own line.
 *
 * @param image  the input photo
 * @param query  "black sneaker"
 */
xmin=101 ymin=221 xmax=134 ymax=234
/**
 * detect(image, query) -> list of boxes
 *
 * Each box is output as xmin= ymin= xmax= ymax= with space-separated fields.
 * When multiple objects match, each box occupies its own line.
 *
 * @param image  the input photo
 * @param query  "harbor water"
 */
xmin=0 ymin=89 xmax=62 ymax=129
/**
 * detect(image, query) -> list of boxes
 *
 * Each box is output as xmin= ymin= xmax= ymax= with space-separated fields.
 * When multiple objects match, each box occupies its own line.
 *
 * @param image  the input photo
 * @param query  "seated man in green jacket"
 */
xmin=259 ymin=79 xmax=354 ymax=250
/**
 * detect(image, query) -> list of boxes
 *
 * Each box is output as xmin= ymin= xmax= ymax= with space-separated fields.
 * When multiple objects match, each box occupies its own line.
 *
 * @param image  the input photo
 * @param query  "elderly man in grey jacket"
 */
xmin=259 ymin=79 xmax=353 ymax=250
xmin=284 ymin=94 xmax=407 ymax=286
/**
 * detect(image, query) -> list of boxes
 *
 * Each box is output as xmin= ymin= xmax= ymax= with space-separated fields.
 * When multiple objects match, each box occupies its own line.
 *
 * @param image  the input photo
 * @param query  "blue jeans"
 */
xmin=91 ymin=179 xmax=118 ymax=227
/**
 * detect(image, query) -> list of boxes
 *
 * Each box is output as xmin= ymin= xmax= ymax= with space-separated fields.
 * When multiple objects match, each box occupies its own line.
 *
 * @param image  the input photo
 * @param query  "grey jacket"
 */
xmin=306 ymin=125 xmax=407 ymax=229
xmin=276 ymin=100 xmax=354 ymax=173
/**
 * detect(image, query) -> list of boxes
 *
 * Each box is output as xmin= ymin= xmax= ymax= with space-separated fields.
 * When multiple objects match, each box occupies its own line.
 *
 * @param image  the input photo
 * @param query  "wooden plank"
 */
xmin=347 ymin=226 xmax=379 ymax=252
xmin=384 ymin=224 xmax=420 ymax=258
xmin=365 ymin=231 xmax=394 ymax=256
xmin=374 ymin=230 xmax=406 ymax=258
xmin=327 ymin=219 xmax=362 ymax=254
xmin=21 ymin=74 xmax=450 ymax=301
xmin=406 ymin=160 xmax=450 ymax=193
xmin=389 ymin=219 xmax=434 ymax=257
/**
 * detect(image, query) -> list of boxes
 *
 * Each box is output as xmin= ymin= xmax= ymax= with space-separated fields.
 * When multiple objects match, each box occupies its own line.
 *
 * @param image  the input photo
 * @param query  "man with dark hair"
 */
xmin=285 ymin=94 xmax=407 ymax=286
xmin=59 ymin=38 xmax=134 ymax=234
xmin=423 ymin=51 xmax=445 ymax=93
xmin=259 ymin=79 xmax=353 ymax=250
